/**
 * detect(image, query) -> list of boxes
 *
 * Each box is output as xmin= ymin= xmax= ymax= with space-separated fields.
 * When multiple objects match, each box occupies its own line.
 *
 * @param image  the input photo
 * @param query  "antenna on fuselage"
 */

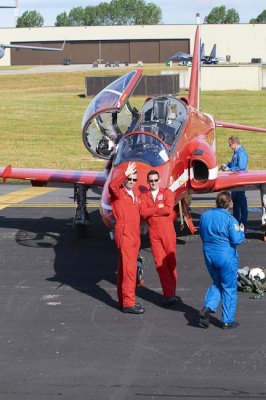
xmin=196 ymin=12 xmax=200 ymax=24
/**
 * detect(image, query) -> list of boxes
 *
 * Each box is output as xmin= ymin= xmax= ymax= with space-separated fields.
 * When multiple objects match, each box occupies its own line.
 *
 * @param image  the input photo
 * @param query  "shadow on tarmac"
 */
xmin=0 ymin=211 xmax=118 ymax=309
xmin=0 ymin=207 xmax=264 ymax=321
xmin=0 ymin=208 xmax=209 ymax=325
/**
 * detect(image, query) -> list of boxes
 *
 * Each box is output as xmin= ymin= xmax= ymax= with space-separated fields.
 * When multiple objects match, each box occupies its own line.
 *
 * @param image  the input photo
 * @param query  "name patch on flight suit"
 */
xmin=157 ymin=194 xmax=164 ymax=201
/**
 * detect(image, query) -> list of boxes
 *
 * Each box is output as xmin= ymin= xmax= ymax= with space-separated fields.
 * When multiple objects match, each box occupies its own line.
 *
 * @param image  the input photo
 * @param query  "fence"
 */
xmin=85 ymin=74 xmax=180 ymax=97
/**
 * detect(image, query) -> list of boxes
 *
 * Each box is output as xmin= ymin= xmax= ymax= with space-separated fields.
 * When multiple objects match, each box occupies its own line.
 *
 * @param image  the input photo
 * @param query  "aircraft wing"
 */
xmin=2 ymin=41 xmax=66 ymax=51
xmin=215 ymin=120 xmax=266 ymax=133
xmin=0 ymin=166 xmax=106 ymax=187
xmin=213 ymin=170 xmax=266 ymax=192
xmin=169 ymin=52 xmax=192 ymax=61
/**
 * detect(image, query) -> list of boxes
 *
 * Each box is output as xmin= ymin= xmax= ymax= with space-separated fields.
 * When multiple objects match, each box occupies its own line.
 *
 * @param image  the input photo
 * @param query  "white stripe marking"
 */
xmin=169 ymin=169 xmax=189 ymax=192
xmin=101 ymin=201 xmax=112 ymax=210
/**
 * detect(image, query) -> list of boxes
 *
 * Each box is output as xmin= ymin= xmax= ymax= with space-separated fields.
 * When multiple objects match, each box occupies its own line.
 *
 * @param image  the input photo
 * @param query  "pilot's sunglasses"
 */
xmin=127 ymin=178 xmax=137 ymax=182
xmin=149 ymin=179 xmax=159 ymax=183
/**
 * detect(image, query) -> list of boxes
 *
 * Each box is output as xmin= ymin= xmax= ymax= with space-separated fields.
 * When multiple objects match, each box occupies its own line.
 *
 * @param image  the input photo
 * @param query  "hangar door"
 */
xmin=159 ymin=39 xmax=189 ymax=63
xmin=11 ymin=39 xmax=190 ymax=65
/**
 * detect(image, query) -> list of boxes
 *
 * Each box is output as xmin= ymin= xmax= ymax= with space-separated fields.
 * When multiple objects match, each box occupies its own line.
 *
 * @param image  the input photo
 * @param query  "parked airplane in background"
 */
xmin=0 ymin=41 xmax=65 ymax=59
xmin=1 ymin=21 xmax=266 ymax=240
xmin=201 ymin=43 xmax=222 ymax=65
xmin=168 ymin=50 xmax=192 ymax=65
xmin=168 ymin=43 xmax=222 ymax=66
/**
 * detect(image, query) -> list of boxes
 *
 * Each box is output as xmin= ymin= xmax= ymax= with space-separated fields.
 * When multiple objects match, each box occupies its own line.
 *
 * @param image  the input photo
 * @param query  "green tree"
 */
xmin=68 ymin=7 xmax=86 ymax=26
xmin=204 ymin=5 xmax=239 ymax=24
xmin=54 ymin=0 xmax=161 ymax=26
xmin=135 ymin=2 xmax=162 ymax=25
xmin=83 ymin=5 xmax=110 ymax=26
xmin=55 ymin=11 xmax=70 ymax=27
xmin=109 ymin=0 xmax=161 ymax=25
xmin=225 ymin=8 xmax=240 ymax=23
xmin=250 ymin=10 xmax=266 ymax=23
xmin=16 ymin=10 xmax=44 ymax=27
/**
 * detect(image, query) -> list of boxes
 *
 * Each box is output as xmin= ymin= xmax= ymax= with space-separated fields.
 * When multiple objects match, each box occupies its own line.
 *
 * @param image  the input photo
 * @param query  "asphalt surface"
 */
xmin=0 ymin=184 xmax=266 ymax=400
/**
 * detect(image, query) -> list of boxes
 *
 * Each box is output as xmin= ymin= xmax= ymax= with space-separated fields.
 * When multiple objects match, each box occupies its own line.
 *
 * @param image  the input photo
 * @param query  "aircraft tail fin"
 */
xmin=210 ymin=44 xmax=216 ymax=59
xmin=200 ymin=43 xmax=205 ymax=59
xmin=188 ymin=23 xmax=201 ymax=110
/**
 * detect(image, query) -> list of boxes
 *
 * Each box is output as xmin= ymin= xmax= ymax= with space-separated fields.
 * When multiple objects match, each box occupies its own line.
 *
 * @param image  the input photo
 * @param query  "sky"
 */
xmin=0 ymin=0 xmax=265 ymax=27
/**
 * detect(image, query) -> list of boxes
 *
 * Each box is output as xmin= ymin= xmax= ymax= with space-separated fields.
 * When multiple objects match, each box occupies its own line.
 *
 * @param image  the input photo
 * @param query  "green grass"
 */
xmin=201 ymin=91 xmax=266 ymax=168
xmin=0 ymin=67 xmax=265 ymax=171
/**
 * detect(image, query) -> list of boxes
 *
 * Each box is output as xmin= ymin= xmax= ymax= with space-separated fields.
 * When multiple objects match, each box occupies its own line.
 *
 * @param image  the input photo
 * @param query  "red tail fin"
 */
xmin=188 ymin=25 xmax=201 ymax=110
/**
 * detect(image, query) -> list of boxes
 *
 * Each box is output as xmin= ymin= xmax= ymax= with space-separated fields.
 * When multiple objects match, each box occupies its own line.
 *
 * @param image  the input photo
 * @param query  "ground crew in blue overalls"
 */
xmin=199 ymin=191 xmax=245 ymax=330
xmin=221 ymin=136 xmax=249 ymax=228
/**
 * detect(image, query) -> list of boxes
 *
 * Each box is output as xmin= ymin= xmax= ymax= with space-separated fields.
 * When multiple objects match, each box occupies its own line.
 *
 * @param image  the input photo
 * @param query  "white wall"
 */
xmin=262 ymin=69 xmax=266 ymax=89
xmin=201 ymin=64 xmax=262 ymax=90
xmin=165 ymin=65 xmax=262 ymax=91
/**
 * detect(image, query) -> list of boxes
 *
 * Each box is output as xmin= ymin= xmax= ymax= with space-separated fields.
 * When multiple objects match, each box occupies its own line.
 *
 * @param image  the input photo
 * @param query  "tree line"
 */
xmin=16 ymin=3 xmax=266 ymax=28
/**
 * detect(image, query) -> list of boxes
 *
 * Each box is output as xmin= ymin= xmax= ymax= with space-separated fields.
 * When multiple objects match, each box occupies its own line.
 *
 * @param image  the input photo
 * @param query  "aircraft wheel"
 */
xmin=77 ymin=224 xmax=87 ymax=239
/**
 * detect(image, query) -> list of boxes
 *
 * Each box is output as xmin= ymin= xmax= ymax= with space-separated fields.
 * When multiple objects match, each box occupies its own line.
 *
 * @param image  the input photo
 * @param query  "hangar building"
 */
xmin=0 ymin=23 xmax=266 ymax=66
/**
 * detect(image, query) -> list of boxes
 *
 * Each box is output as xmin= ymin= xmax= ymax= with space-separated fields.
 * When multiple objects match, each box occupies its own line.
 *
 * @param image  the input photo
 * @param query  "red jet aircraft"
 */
xmin=1 ymin=24 xmax=266 ymax=239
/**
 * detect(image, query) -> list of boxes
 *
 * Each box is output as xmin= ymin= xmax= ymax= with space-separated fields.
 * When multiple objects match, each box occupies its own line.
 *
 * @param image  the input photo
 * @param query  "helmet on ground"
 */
xmin=248 ymin=268 xmax=266 ymax=284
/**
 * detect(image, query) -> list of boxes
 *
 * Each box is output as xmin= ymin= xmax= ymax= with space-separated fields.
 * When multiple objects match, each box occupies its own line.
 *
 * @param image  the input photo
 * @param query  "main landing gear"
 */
xmin=73 ymin=183 xmax=92 ymax=238
xmin=260 ymin=185 xmax=266 ymax=242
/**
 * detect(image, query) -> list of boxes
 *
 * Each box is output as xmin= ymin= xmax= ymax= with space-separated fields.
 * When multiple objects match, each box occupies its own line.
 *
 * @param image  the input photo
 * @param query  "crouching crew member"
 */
xmin=109 ymin=162 xmax=144 ymax=314
xmin=199 ymin=191 xmax=245 ymax=329
xmin=140 ymin=170 xmax=178 ymax=307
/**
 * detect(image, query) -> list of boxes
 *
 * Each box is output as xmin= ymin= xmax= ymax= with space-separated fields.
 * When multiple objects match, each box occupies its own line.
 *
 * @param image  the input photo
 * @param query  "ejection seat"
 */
xmin=152 ymin=98 xmax=176 ymax=145
xmin=153 ymin=98 xmax=170 ymax=122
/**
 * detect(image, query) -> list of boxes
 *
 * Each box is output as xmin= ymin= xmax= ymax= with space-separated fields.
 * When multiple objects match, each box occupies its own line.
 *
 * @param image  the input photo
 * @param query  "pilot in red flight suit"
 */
xmin=140 ymin=170 xmax=178 ymax=307
xmin=109 ymin=162 xmax=144 ymax=314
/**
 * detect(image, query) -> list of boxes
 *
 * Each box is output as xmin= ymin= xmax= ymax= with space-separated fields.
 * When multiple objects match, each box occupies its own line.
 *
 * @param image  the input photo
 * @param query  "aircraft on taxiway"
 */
xmin=1 ymin=17 xmax=266 ymax=240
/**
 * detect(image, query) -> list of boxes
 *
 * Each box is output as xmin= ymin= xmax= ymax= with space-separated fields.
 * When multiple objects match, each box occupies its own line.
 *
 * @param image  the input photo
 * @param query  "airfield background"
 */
xmin=1 ymin=23 xmax=266 ymax=66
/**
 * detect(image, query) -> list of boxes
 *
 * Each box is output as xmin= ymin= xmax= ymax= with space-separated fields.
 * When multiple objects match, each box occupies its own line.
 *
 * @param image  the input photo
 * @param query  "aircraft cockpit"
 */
xmin=114 ymin=132 xmax=169 ymax=167
xmin=82 ymin=70 xmax=188 ymax=161
xmin=131 ymin=96 xmax=188 ymax=147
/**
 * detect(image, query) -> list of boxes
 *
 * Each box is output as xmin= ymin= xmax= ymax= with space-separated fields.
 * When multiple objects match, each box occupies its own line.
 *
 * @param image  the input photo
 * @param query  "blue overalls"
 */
xmin=199 ymin=208 xmax=245 ymax=323
xmin=226 ymin=145 xmax=249 ymax=227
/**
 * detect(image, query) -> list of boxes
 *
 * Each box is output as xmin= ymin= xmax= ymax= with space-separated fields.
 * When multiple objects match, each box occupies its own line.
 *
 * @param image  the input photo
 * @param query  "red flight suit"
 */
xmin=109 ymin=172 xmax=140 ymax=308
xmin=140 ymin=188 xmax=177 ymax=298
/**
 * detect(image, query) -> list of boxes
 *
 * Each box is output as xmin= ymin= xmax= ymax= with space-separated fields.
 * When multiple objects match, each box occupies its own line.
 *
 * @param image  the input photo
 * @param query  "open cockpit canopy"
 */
xmin=82 ymin=70 xmax=142 ymax=159
xmin=82 ymin=70 xmax=188 ymax=160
